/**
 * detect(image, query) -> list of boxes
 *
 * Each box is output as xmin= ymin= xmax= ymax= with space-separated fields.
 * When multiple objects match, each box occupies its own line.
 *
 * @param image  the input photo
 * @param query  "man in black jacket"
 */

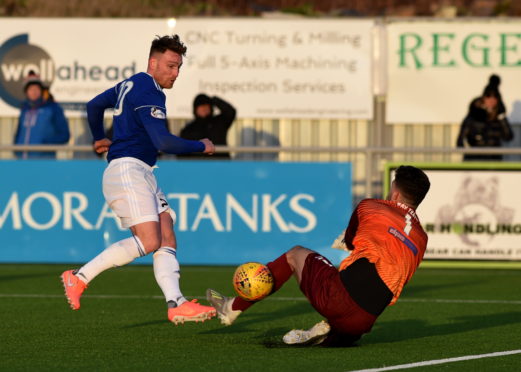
xmin=179 ymin=94 xmax=236 ymax=159
xmin=456 ymin=75 xmax=514 ymax=161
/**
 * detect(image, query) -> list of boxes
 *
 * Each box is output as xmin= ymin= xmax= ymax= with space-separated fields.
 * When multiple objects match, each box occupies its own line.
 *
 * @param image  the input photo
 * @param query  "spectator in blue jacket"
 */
xmin=14 ymin=72 xmax=70 ymax=158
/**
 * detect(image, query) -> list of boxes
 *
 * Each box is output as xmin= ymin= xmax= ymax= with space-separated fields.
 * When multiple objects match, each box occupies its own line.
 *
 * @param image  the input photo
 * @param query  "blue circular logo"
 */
xmin=0 ymin=34 xmax=54 ymax=108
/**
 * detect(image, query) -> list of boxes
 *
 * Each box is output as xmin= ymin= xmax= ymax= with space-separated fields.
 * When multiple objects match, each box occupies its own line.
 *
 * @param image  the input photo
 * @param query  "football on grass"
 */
xmin=233 ymin=262 xmax=274 ymax=301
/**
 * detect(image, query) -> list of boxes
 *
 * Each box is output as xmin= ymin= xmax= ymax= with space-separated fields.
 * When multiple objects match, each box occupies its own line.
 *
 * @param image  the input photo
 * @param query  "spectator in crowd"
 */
xmin=13 ymin=71 xmax=70 ymax=159
xmin=178 ymin=94 xmax=236 ymax=159
xmin=456 ymin=74 xmax=513 ymax=161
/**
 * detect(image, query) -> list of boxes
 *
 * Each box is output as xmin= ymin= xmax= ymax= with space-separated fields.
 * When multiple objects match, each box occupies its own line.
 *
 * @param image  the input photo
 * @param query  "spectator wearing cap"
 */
xmin=456 ymin=74 xmax=514 ymax=161
xmin=13 ymin=71 xmax=70 ymax=159
xmin=178 ymin=94 xmax=236 ymax=159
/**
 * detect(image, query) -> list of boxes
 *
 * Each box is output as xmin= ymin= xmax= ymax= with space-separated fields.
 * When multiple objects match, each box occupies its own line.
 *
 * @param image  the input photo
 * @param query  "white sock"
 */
xmin=153 ymin=247 xmax=187 ymax=307
xmin=77 ymin=236 xmax=145 ymax=284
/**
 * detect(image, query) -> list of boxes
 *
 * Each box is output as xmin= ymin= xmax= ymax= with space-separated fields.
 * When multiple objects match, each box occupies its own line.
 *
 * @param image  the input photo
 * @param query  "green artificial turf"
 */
xmin=0 ymin=263 xmax=520 ymax=371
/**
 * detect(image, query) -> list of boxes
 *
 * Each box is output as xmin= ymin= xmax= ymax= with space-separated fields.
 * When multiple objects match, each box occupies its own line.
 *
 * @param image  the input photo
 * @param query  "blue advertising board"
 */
xmin=0 ymin=160 xmax=351 ymax=265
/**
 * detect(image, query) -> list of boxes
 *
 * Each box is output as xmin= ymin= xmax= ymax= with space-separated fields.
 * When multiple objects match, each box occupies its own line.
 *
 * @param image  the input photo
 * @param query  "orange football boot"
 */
xmin=60 ymin=270 xmax=87 ymax=310
xmin=168 ymin=299 xmax=216 ymax=325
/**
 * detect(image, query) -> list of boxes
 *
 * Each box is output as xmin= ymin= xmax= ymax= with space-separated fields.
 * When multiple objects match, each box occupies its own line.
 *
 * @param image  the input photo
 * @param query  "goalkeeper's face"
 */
xmin=149 ymin=50 xmax=183 ymax=89
xmin=387 ymin=180 xmax=399 ymax=202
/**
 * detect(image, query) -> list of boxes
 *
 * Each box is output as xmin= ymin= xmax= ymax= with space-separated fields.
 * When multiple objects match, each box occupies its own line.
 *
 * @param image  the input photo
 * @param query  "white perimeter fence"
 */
xmin=2 ymin=116 xmax=521 ymax=200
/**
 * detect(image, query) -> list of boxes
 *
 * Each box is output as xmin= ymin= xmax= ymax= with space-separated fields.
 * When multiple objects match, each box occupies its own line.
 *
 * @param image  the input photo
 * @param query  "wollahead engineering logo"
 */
xmin=0 ymin=34 xmax=54 ymax=108
xmin=0 ymin=33 xmax=136 ymax=109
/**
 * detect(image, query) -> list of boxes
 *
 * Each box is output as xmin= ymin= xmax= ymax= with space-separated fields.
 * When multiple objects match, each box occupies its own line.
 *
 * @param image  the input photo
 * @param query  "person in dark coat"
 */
xmin=178 ymin=94 xmax=236 ymax=159
xmin=456 ymin=74 xmax=513 ymax=161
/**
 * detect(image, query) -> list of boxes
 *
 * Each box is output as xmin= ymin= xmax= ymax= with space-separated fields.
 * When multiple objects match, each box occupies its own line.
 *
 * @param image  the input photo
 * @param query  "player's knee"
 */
xmin=141 ymin=236 xmax=161 ymax=254
xmin=287 ymin=245 xmax=305 ymax=256
xmin=286 ymin=245 xmax=314 ymax=267
xmin=286 ymin=246 xmax=304 ymax=266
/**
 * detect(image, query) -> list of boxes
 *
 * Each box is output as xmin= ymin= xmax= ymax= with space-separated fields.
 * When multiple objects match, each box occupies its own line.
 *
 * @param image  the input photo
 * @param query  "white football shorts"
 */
xmin=102 ymin=157 xmax=176 ymax=228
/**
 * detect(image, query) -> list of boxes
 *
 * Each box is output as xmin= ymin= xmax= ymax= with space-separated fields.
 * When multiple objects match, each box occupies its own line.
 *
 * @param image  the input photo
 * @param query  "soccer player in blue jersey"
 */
xmin=61 ymin=35 xmax=216 ymax=324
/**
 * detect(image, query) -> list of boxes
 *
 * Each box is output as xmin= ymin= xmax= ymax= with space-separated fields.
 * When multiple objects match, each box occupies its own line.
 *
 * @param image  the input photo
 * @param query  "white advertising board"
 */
xmin=388 ymin=164 xmax=521 ymax=260
xmin=0 ymin=19 xmax=161 ymax=116
xmin=171 ymin=19 xmax=374 ymax=119
xmin=0 ymin=18 xmax=374 ymax=119
xmin=387 ymin=20 xmax=521 ymax=124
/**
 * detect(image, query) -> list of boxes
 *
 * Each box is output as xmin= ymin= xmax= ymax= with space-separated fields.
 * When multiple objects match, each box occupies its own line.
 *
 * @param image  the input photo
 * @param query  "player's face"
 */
xmin=387 ymin=181 xmax=399 ymax=201
xmin=151 ymin=50 xmax=183 ymax=89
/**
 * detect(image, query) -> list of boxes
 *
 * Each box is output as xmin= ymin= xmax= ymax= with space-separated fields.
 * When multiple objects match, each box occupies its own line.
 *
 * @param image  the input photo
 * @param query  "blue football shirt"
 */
xmin=87 ymin=72 xmax=204 ymax=166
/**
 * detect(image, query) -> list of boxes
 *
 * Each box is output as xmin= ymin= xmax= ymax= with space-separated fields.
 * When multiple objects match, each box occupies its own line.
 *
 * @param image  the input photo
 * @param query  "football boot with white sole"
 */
xmin=283 ymin=320 xmax=331 ymax=346
xmin=206 ymin=288 xmax=242 ymax=326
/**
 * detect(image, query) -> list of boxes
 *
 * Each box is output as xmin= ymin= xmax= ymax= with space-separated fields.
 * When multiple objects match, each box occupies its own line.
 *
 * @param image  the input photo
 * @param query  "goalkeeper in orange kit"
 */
xmin=207 ymin=165 xmax=430 ymax=346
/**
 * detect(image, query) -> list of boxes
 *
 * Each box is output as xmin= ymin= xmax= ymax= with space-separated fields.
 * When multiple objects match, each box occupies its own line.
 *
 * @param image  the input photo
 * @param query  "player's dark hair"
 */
xmin=149 ymin=35 xmax=187 ymax=57
xmin=393 ymin=165 xmax=430 ymax=209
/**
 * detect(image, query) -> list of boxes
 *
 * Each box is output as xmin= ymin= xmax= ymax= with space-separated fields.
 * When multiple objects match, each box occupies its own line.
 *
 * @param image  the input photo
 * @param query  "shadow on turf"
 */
xmin=402 ymin=278 xmax=486 ymax=297
xmin=198 ymin=302 xmax=315 ymax=335
xmin=121 ymin=302 xmax=315 ymax=330
xmin=0 ymin=272 xmax=58 ymax=282
xmin=367 ymin=311 xmax=521 ymax=344
xmin=122 ymin=320 xmax=166 ymax=328
xmin=266 ymin=310 xmax=521 ymax=349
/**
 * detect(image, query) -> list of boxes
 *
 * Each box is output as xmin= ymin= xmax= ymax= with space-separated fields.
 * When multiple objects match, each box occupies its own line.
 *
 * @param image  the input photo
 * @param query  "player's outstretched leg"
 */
xmin=167 ymin=299 xmax=216 ymax=325
xmin=206 ymin=289 xmax=242 ymax=326
xmin=60 ymin=270 xmax=87 ymax=310
xmin=283 ymin=320 xmax=331 ymax=346
xmin=207 ymin=250 xmax=297 ymax=325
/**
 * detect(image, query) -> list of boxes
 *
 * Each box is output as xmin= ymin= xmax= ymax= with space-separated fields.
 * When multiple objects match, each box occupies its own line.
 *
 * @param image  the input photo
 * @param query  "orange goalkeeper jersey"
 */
xmin=339 ymin=199 xmax=428 ymax=305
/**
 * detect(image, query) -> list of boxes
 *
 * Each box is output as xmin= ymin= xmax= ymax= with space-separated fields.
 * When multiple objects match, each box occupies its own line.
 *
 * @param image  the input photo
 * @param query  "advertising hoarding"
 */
xmin=0 ymin=18 xmax=374 ymax=119
xmin=387 ymin=20 xmax=521 ymax=123
xmin=0 ymin=160 xmax=352 ymax=265
xmin=385 ymin=163 xmax=521 ymax=260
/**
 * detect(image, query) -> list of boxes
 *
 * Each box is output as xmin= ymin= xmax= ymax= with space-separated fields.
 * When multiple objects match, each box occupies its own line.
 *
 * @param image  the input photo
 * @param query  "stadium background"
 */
xmin=1 ymin=2 xmax=521 ymax=371
xmin=2 ymin=0 xmax=521 ymax=264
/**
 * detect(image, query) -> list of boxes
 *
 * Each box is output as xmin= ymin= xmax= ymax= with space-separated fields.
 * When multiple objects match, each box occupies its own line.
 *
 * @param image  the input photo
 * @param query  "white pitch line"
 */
xmin=347 ymin=349 xmax=521 ymax=372
xmin=0 ymin=293 xmax=164 ymax=299
xmin=400 ymin=298 xmax=521 ymax=305
xmin=0 ymin=293 xmax=520 ymax=305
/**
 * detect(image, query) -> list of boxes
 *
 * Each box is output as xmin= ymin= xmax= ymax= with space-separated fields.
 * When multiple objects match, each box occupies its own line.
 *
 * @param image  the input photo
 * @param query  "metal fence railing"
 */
xmin=3 ymin=144 xmax=521 ymax=199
